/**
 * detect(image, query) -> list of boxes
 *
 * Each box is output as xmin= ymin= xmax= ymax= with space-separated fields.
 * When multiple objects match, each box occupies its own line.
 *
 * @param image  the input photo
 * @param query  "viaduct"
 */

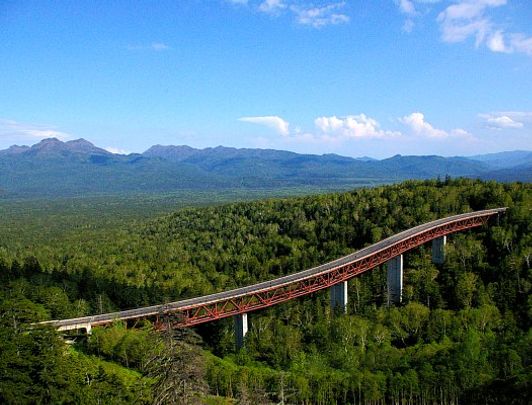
xmin=40 ymin=208 xmax=506 ymax=348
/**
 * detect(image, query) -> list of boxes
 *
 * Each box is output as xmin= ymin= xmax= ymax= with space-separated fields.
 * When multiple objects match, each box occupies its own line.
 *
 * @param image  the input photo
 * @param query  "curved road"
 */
xmin=41 ymin=207 xmax=506 ymax=332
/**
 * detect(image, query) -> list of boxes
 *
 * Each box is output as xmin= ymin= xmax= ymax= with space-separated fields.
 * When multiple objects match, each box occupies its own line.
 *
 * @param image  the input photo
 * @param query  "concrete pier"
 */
xmin=432 ymin=236 xmax=447 ymax=264
xmin=387 ymin=254 xmax=403 ymax=305
xmin=330 ymin=281 xmax=348 ymax=313
xmin=234 ymin=313 xmax=248 ymax=349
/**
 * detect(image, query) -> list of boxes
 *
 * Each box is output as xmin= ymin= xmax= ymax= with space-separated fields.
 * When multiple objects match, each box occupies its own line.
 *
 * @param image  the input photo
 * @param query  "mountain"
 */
xmin=0 ymin=138 xmax=110 ymax=159
xmin=0 ymin=138 xmax=529 ymax=198
xmin=143 ymin=144 xmax=197 ymax=161
xmin=0 ymin=139 xmax=236 ymax=197
xmin=378 ymin=155 xmax=489 ymax=178
xmin=142 ymin=146 xmax=489 ymax=181
xmin=481 ymin=163 xmax=532 ymax=183
xmin=468 ymin=150 xmax=532 ymax=169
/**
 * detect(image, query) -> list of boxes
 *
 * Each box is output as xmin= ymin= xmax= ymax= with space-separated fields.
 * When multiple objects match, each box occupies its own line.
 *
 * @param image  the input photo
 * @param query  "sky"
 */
xmin=0 ymin=0 xmax=531 ymax=158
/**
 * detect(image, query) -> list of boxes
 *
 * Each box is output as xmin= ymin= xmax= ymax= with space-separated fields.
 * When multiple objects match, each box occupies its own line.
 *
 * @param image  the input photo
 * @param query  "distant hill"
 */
xmin=0 ymin=139 xmax=236 ymax=197
xmin=481 ymin=164 xmax=532 ymax=183
xmin=0 ymin=138 xmax=529 ymax=198
xmin=377 ymin=155 xmax=489 ymax=178
xmin=0 ymin=138 xmax=110 ymax=158
xmin=468 ymin=150 xmax=532 ymax=169
xmin=142 ymin=145 xmax=489 ymax=180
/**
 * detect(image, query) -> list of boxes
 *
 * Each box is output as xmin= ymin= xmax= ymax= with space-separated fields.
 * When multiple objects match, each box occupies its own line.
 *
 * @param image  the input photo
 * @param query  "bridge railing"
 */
xmin=38 ymin=207 xmax=506 ymax=332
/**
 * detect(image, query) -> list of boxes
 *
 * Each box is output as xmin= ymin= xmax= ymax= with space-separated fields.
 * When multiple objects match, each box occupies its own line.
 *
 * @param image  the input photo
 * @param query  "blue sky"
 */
xmin=0 ymin=0 xmax=531 ymax=158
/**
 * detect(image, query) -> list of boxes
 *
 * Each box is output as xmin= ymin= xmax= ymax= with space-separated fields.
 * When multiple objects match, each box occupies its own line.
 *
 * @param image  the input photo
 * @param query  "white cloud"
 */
xmin=436 ymin=0 xmax=500 ymax=45
xmin=508 ymin=33 xmax=532 ymax=56
xmin=400 ymin=112 xmax=472 ymax=139
xmin=239 ymin=113 xmax=400 ymax=141
xmin=105 ymin=146 xmax=131 ymax=155
xmin=488 ymin=116 xmax=523 ymax=129
xmin=240 ymin=111 xmax=482 ymax=148
xmin=398 ymin=0 xmax=416 ymax=15
xmin=400 ymin=112 xmax=447 ymax=138
xmin=291 ymin=2 xmax=349 ymax=28
xmin=450 ymin=128 xmax=472 ymax=137
xmin=314 ymin=114 xmax=400 ymax=139
xmin=395 ymin=0 xmax=444 ymax=33
xmin=487 ymin=30 xmax=508 ymax=52
xmin=239 ymin=116 xmax=290 ymax=135
xmin=127 ymin=42 xmax=171 ymax=51
xmin=0 ymin=119 xmax=71 ymax=142
xmin=440 ymin=0 xmax=506 ymax=21
xmin=479 ymin=112 xmax=531 ymax=129
xmin=502 ymin=111 xmax=532 ymax=122
xmin=226 ymin=1 xmax=351 ymax=29
xmin=259 ymin=0 xmax=286 ymax=14
xmin=436 ymin=0 xmax=532 ymax=55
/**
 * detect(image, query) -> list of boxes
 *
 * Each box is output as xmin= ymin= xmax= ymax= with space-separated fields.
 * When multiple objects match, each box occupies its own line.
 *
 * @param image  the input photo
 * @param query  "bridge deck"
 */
xmin=40 ymin=207 xmax=506 ymax=330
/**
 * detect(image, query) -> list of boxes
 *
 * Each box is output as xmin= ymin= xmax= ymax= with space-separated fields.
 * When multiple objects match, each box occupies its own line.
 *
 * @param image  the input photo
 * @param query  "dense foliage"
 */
xmin=0 ymin=179 xmax=530 ymax=404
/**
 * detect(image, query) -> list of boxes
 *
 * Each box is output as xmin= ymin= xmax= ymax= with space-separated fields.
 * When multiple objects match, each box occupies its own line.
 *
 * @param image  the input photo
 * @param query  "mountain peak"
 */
xmin=30 ymin=137 xmax=66 ymax=152
xmin=5 ymin=137 xmax=111 ymax=158
xmin=0 ymin=144 xmax=31 ymax=156
xmin=143 ymin=144 xmax=198 ymax=161
xmin=65 ymin=138 xmax=108 ymax=154
xmin=66 ymin=138 xmax=93 ymax=146
xmin=36 ymin=137 xmax=62 ymax=145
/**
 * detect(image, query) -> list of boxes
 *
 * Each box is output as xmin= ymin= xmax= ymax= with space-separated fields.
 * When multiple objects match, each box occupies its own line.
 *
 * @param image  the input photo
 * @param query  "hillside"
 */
xmin=2 ymin=138 xmax=528 ymax=199
xmin=0 ymin=179 xmax=530 ymax=404
xmin=469 ymin=150 xmax=532 ymax=169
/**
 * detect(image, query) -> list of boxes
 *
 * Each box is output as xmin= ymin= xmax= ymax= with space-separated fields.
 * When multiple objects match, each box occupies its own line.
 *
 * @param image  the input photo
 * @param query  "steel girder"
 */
xmin=154 ymin=214 xmax=491 ymax=330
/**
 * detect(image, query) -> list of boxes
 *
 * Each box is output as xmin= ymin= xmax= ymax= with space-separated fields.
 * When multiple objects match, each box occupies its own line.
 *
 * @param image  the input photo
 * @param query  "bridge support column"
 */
xmin=387 ymin=254 xmax=403 ymax=305
xmin=432 ymin=236 xmax=447 ymax=264
xmin=330 ymin=281 xmax=348 ymax=313
xmin=234 ymin=313 xmax=248 ymax=349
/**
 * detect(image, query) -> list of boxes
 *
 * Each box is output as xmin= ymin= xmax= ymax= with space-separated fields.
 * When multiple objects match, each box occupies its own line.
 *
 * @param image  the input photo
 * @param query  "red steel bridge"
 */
xmin=40 ymin=208 xmax=506 ymax=342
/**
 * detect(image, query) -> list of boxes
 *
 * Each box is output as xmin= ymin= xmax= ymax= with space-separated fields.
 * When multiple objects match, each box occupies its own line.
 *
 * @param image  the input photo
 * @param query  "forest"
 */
xmin=0 ymin=178 xmax=530 ymax=404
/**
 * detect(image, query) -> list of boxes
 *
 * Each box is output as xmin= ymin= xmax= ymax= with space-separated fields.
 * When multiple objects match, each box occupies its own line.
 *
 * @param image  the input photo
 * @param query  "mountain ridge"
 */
xmin=0 ymin=138 xmax=529 ymax=198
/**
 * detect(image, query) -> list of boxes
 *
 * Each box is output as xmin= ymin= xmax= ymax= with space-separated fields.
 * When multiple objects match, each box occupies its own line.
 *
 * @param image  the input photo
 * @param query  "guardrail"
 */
xmin=38 ymin=207 xmax=506 ymax=332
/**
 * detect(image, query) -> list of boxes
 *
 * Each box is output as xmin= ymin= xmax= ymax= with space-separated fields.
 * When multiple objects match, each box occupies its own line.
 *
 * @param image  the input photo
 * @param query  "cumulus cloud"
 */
xmin=239 ymin=116 xmax=290 ymax=135
xmin=479 ymin=111 xmax=531 ymax=129
xmin=290 ymin=2 xmax=349 ymax=28
xmin=0 ymin=119 xmax=71 ymax=142
xmin=400 ymin=112 xmax=472 ymax=139
xmin=239 ymin=113 xmax=399 ymax=141
xmin=314 ymin=114 xmax=400 ymax=139
xmin=487 ymin=116 xmax=523 ymax=129
xmin=400 ymin=112 xmax=447 ymax=138
xmin=240 ymin=111 xmax=479 ymax=146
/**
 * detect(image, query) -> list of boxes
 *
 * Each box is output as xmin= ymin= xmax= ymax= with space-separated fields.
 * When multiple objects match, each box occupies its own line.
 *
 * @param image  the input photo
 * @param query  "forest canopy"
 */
xmin=0 ymin=178 xmax=530 ymax=404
